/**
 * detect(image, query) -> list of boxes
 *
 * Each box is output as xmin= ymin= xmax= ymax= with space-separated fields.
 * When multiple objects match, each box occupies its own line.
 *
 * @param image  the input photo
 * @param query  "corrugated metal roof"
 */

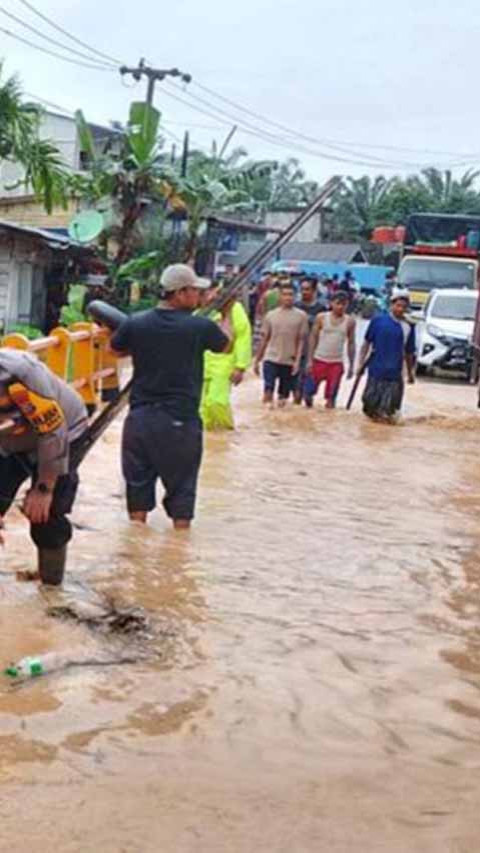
xmin=219 ymin=240 xmax=366 ymax=266
xmin=283 ymin=242 xmax=366 ymax=262
xmin=0 ymin=219 xmax=79 ymax=250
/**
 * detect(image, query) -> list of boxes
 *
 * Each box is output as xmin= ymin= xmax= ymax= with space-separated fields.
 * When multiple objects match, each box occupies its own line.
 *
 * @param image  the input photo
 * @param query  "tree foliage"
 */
xmin=245 ymin=157 xmax=319 ymax=211
xmin=0 ymin=63 xmax=70 ymax=212
xmin=167 ymin=134 xmax=276 ymax=258
xmin=329 ymin=169 xmax=480 ymax=240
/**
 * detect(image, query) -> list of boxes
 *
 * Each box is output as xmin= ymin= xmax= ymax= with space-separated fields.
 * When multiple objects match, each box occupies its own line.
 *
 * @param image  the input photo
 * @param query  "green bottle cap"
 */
xmin=5 ymin=666 xmax=19 ymax=678
xmin=30 ymin=662 xmax=43 ymax=676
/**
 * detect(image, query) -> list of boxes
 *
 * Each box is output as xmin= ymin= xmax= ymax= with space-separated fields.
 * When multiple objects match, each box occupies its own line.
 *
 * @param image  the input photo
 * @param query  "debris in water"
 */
xmin=4 ymin=650 xmax=148 ymax=688
xmin=47 ymin=598 xmax=152 ymax=637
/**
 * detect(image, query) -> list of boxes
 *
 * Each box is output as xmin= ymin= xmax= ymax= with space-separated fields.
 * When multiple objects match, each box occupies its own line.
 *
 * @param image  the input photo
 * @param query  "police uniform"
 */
xmin=0 ymin=349 xmax=88 ymax=584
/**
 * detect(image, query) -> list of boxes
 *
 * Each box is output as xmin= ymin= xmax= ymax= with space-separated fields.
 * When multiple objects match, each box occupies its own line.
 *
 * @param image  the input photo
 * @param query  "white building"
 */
xmin=0 ymin=109 xmax=121 ymax=228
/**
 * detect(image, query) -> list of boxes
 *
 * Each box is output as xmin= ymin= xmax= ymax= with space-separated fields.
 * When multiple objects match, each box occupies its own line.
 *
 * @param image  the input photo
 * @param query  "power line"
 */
xmin=7 ymin=3 xmax=475 ymax=166
xmin=161 ymin=126 xmax=183 ymax=144
xmin=186 ymin=83 xmax=471 ymax=169
xmin=166 ymin=81 xmax=444 ymax=170
xmin=192 ymin=80 xmax=470 ymax=163
xmin=0 ymin=5 xmax=116 ymax=68
xmin=17 ymin=0 xmax=123 ymax=66
xmin=0 ymin=25 xmax=117 ymax=71
xmin=23 ymin=91 xmax=74 ymax=115
xmin=169 ymin=81 xmax=480 ymax=170
xmin=162 ymin=82 xmax=433 ymax=170
xmin=163 ymin=119 xmax=229 ymax=130
xmin=2 ymin=1 xmax=473 ymax=165
xmin=161 ymin=86 xmax=392 ymax=169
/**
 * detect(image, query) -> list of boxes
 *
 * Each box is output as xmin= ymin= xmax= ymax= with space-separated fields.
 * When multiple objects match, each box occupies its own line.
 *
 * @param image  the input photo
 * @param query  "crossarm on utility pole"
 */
xmin=120 ymin=59 xmax=191 ymax=106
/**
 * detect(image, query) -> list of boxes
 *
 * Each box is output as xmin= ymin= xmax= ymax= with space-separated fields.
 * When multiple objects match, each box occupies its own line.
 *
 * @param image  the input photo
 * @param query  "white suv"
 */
xmin=416 ymin=288 xmax=478 ymax=377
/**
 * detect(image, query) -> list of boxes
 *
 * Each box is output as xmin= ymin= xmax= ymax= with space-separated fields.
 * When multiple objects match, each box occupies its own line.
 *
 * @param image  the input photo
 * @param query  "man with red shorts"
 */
xmin=305 ymin=291 xmax=356 ymax=408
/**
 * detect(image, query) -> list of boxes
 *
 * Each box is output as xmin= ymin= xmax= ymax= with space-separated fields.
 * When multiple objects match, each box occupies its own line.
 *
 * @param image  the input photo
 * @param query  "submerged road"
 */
xmin=1 ymin=372 xmax=480 ymax=851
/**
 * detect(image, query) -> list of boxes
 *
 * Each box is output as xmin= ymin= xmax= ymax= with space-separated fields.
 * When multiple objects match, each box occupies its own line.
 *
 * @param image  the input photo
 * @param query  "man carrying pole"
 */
xmin=110 ymin=264 xmax=231 ymax=529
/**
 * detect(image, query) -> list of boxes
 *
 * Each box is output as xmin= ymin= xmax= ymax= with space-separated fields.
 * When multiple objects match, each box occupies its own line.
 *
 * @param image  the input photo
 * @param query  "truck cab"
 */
xmin=398 ymin=254 xmax=478 ymax=312
xmin=398 ymin=213 xmax=480 ymax=314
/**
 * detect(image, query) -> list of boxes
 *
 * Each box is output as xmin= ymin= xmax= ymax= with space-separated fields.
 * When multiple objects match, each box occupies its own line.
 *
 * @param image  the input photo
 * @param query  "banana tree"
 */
xmin=168 ymin=132 xmax=277 ymax=260
xmin=73 ymin=100 xmax=173 ymax=271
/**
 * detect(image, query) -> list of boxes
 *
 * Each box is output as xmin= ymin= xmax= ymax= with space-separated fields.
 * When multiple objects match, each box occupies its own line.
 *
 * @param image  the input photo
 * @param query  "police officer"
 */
xmin=0 ymin=348 xmax=88 ymax=584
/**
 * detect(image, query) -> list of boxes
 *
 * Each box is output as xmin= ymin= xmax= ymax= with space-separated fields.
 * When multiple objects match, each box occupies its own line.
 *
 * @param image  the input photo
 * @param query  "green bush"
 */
xmin=60 ymin=284 xmax=87 ymax=326
xmin=9 ymin=323 xmax=43 ymax=340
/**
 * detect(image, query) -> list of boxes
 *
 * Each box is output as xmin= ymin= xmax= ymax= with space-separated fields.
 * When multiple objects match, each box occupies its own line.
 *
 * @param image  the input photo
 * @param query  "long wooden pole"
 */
xmin=7 ymin=176 xmax=343 ymax=465
xmin=204 ymin=176 xmax=341 ymax=314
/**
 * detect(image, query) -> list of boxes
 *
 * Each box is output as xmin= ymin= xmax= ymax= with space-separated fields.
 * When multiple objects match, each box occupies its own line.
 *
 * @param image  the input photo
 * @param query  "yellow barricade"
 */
xmin=1 ymin=323 xmax=121 ymax=410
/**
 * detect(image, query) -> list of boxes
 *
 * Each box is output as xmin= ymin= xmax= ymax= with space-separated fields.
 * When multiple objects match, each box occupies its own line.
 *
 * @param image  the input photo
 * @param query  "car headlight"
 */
xmin=426 ymin=324 xmax=447 ymax=340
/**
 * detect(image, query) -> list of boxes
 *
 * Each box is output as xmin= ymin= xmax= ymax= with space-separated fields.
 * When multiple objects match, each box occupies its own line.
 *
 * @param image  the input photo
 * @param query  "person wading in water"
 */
xmin=0 ymin=349 xmax=88 ymax=584
xmin=358 ymin=288 xmax=416 ymax=423
xmin=111 ymin=264 xmax=231 ymax=530
xmin=294 ymin=277 xmax=325 ymax=405
xmin=305 ymin=291 xmax=356 ymax=408
xmin=254 ymin=282 xmax=308 ymax=408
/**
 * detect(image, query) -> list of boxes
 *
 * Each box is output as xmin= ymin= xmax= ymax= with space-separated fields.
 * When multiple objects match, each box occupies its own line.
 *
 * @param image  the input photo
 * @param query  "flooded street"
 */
xmin=1 ymin=372 xmax=480 ymax=851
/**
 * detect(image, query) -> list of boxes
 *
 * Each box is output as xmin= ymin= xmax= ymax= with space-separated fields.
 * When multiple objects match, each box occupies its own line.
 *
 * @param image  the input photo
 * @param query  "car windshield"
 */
xmin=430 ymin=294 xmax=477 ymax=321
xmin=399 ymin=258 xmax=476 ymax=288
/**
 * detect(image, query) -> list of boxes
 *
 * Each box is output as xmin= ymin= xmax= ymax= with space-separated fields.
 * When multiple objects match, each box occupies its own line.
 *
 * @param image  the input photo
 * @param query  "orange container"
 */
xmin=372 ymin=226 xmax=396 ymax=243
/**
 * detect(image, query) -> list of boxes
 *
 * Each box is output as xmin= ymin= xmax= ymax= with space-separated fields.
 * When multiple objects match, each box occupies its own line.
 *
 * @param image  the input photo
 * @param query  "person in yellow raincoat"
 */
xmin=201 ymin=289 xmax=252 ymax=430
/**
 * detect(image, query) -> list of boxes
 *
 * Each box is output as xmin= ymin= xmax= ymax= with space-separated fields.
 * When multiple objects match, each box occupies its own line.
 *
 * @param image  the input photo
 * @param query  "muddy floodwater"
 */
xmin=2 ymin=372 xmax=480 ymax=851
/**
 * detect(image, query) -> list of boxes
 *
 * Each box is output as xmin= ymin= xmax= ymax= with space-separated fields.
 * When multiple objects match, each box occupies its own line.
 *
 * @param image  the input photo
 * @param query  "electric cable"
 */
xmin=0 ymin=25 xmax=116 ymax=71
xmin=17 ymin=0 xmax=123 ymax=65
xmin=0 ymin=5 xmax=116 ymax=67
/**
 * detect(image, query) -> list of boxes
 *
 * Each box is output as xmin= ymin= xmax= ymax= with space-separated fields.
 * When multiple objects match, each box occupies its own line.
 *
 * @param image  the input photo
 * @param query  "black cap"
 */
xmin=331 ymin=291 xmax=349 ymax=303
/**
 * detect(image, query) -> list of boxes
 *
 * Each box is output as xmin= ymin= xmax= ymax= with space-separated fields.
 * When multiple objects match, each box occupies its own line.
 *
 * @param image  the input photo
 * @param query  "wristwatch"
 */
xmin=36 ymin=482 xmax=51 ymax=495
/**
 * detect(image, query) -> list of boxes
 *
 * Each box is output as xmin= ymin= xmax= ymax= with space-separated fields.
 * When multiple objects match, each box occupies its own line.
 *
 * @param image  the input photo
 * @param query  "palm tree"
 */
xmin=330 ymin=175 xmax=394 ymax=240
xmin=268 ymin=158 xmax=318 ymax=208
xmin=415 ymin=168 xmax=480 ymax=213
xmin=0 ymin=63 xmax=70 ymax=212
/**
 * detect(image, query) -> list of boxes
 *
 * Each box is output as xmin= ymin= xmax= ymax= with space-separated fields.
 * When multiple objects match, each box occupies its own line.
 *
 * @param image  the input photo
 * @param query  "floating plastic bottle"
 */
xmin=4 ymin=653 xmax=65 ymax=679
xmin=4 ymin=650 xmax=142 ymax=680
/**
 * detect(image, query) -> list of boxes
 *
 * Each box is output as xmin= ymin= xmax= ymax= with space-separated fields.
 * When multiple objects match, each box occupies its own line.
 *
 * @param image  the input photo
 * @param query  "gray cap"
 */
xmin=160 ymin=264 xmax=210 ymax=292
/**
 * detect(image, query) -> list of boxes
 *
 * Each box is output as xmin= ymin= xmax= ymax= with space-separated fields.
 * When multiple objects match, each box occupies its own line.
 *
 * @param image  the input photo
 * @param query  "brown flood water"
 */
xmin=1 ymin=373 xmax=480 ymax=851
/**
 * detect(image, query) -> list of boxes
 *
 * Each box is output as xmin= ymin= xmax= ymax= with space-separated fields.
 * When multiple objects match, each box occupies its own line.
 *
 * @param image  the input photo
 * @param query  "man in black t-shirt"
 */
xmin=111 ymin=264 xmax=230 ymax=529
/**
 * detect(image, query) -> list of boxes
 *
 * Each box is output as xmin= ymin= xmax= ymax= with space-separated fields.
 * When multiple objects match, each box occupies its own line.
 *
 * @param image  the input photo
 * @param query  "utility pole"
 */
xmin=180 ymin=131 xmax=189 ymax=177
xmin=119 ymin=59 xmax=191 ymax=107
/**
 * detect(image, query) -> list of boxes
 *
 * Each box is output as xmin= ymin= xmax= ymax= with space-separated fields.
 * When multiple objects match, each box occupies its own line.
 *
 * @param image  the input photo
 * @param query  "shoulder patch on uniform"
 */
xmin=8 ymin=383 xmax=65 ymax=435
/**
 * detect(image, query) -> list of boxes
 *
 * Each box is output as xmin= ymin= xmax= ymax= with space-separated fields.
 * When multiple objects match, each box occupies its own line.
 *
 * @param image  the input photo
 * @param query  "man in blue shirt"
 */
xmin=358 ymin=289 xmax=416 ymax=422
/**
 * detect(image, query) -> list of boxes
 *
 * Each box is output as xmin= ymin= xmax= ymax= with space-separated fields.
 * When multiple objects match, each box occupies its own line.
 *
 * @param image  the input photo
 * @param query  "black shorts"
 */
xmin=122 ymin=406 xmax=203 ymax=520
xmin=263 ymin=360 xmax=296 ymax=399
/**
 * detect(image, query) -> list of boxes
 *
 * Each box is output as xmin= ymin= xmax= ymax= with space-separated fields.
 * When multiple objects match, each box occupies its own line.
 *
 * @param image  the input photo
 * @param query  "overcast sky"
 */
xmin=2 ymin=0 xmax=480 ymax=183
